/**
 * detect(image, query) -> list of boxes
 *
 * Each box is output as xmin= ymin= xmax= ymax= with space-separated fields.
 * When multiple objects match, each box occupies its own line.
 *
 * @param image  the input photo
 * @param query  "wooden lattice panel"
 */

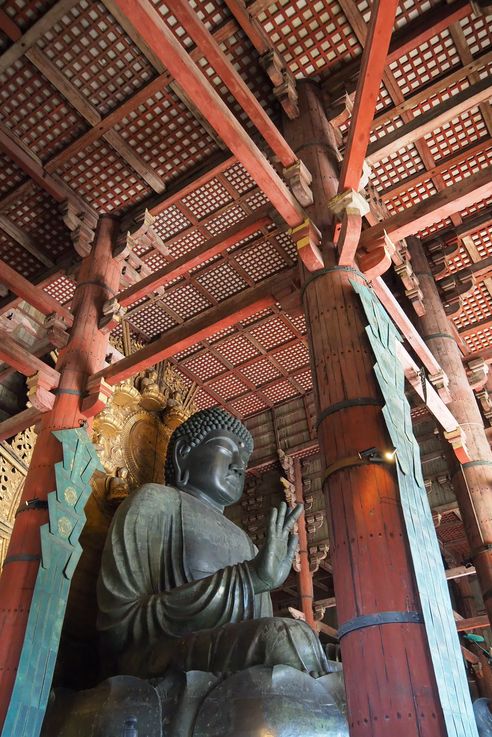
xmin=126 ymin=301 xmax=176 ymax=340
xmin=462 ymin=324 xmax=492 ymax=354
xmin=113 ymin=86 xmax=219 ymax=182
xmin=388 ymin=28 xmax=461 ymax=97
xmin=3 ymin=187 xmax=72 ymax=261
xmin=195 ymin=262 xmax=249 ymax=301
xmin=257 ymin=0 xmax=362 ymax=78
xmin=469 ymin=223 xmax=492 ymax=260
xmin=385 ymin=178 xmax=438 ymax=214
xmin=57 ymin=140 xmax=152 ymax=213
xmin=0 ymin=0 xmax=55 ymax=33
xmin=445 ymin=246 xmax=472 ymax=275
xmin=163 ymin=282 xmax=214 ymax=320
xmin=459 ymin=195 xmax=492 ymax=221
xmin=0 ymin=232 xmax=40 ymax=278
xmin=0 ymin=152 xmax=27 ymax=200
xmin=459 ymin=12 xmax=492 ymax=56
xmin=453 ymin=283 xmax=492 ymax=331
xmin=221 ymin=162 xmax=256 ymax=196
xmin=424 ymin=106 xmax=488 ymax=162
xmin=43 ymin=275 xmax=76 ymax=306
xmin=0 ymin=57 xmax=88 ymax=162
xmin=440 ymin=144 xmax=492 ymax=188
xmin=36 ymin=0 xmax=157 ymax=117
xmin=371 ymin=142 xmax=425 ymax=191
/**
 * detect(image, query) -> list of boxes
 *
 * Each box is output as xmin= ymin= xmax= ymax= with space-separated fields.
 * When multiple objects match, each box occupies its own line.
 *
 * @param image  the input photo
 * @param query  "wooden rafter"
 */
xmin=91 ymin=266 xmax=297 ymax=385
xmin=118 ymin=207 xmax=272 ymax=307
xmin=170 ymin=1 xmax=298 ymax=170
xmin=0 ymin=215 xmax=53 ymax=268
xmin=0 ymin=259 xmax=74 ymax=326
xmin=0 ymin=12 xmax=166 ymax=194
xmin=367 ymin=77 xmax=492 ymax=165
xmin=0 ymin=331 xmax=60 ymax=387
xmin=109 ymin=0 xmax=305 ymax=229
xmin=360 ymin=167 xmax=492 ymax=248
xmin=338 ymin=0 xmax=399 ymax=192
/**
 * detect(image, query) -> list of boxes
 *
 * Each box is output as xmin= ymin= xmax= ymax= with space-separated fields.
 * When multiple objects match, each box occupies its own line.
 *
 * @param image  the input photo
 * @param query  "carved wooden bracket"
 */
xmin=443 ymin=426 xmax=469 ymax=465
xmin=26 ymin=371 xmax=58 ymax=412
xmin=259 ymin=49 xmax=284 ymax=86
xmin=308 ymin=541 xmax=329 ymax=573
xmin=439 ymin=269 xmax=475 ymax=317
xmin=428 ymin=369 xmax=451 ymax=403
xmin=99 ymin=298 xmax=127 ymax=333
xmin=327 ymin=189 xmax=369 ymax=267
xmin=289 ymin=218 xmax=323 ymax=271
xmin=426 ymin=237 xmax=460 ymax=279
xmin=325 ymin=90 xmax=355 ymax=146
xmin=358 ymin=230 xmax=395 ymax=281
xmin=81 ymin=376 xmax=114 ymax=418
xmin=466 ymin=357 xmax=489 ymax=392
xmin=272 ymin=75 xmax=299 ymax=119
xmin=44 ymin=313 xmax=70 ymax=348
xmin=116 ymin=209 xmax=169 ymax=260
xmin=61 ymin=202 xmax=98 ymax=257
xmin=283 ymin=160 xmax=313 ymax=207
xmin=476 ymin=388 xmax=492 ymax=422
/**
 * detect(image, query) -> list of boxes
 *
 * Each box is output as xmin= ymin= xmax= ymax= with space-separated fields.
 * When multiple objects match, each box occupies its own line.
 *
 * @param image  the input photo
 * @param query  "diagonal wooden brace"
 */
xmin=290 ymin=218 xmax=323 ymax=272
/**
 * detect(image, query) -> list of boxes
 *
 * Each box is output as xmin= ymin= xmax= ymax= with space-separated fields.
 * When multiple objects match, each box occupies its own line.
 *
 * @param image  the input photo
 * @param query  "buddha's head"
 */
xmin=165 ymin=408 xmax=254 ymax=510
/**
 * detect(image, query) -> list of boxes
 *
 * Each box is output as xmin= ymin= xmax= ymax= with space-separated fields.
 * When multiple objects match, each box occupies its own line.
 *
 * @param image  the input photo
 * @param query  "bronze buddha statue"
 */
xmin=43 ymin=408 xmax=348 ymax=737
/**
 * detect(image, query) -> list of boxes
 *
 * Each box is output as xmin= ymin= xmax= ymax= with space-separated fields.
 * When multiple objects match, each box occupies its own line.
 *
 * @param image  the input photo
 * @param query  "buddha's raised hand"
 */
xmin=248 ymin=501 xmax=302 ymax=593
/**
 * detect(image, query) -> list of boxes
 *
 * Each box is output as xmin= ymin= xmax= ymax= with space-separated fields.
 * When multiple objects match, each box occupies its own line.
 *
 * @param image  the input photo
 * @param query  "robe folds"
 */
xmin=97 ymin=483 xmax=328 ymax=678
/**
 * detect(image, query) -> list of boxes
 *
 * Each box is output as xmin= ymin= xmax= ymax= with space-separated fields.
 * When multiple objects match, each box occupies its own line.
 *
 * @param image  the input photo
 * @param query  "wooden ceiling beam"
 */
xmin=0 ymin=215 xmax=53 ymax=268
xmin=360 ymin=167 xmax=492 ymax=247
xmin=386 ymin=0 xmax=471 ymax=64
xmin=324 ymin=0 xmax=472 ymax=92
xmin=0 ymin=331 xmax=60 ymax=387
xmin=109 ymin=0 xmax=305 ymax=230
xmin=0 ymin=123 xmax=97 ymax=218
xmin=91 ymin=266 xmax=297 ymax=385
xmin=372 ymin=48 xmax=492 ymax=130
xmin=118 ymin=207 xmax=272 ymax=307
xmin=372 ymin=277 xmax=443 ymax=377
xmin=367 ymin=77 xmax=492 ymax=165
xmin=0 ymin=0 xmax=80 ymax=73
xmin=0 ymin=13 xmax=166 ymax=195
xmin=170 ymin=1 xmax=298 ymax=170
xmin=0 ymin=407 xmax=42 ymax=442
xmin=0 ymin=258 xmax=73 ymax=326
xmin=380 ymin=137 xmax=492 ymax=201
xmin=338 ymin=0 xmax=399 ymax=192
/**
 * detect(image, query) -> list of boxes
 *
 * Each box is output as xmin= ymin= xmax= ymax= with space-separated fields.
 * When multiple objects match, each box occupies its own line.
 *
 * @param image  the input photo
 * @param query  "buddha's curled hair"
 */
xmin=165 ymin=408 xmax=254 ymax=484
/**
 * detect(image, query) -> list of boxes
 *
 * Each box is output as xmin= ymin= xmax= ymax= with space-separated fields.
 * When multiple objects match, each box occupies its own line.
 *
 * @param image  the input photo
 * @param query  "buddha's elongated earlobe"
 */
xmin=173 ymin=437 xmax=191 ymax=487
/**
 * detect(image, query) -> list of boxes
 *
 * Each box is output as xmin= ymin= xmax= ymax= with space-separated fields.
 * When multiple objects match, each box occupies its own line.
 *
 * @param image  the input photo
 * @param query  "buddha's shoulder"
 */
xmin=122 ymin=483 xmax=180 ymax=511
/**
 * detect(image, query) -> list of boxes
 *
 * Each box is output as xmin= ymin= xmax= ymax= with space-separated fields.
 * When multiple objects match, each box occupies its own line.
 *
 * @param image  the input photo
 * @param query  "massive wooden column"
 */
xmin=408 ymin=235 xmax=492 ymax=626
xmin=293 ymin=457 xmax=315 ymax=627
xmin=285 ymin=81 xmax=446 ymax=737
xmin=0 ymin=217 xmax=120 ymax=729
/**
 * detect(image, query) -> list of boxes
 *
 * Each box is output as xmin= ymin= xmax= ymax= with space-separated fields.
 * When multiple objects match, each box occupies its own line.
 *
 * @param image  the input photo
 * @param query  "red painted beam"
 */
xmin=118 ymin=208 xmax=272 ymax=307
xmin=338 ymin=0 xmax=399 ymax=193
xmin=360 ymin=166 xmax=492 ymax=248
xmin=455 ymin=615 xmax=490 ymax=632
xmin=110 ymin=0 xmax=304 ymax=229
xmin=0 ymin=258 xmax=74 ymax=326
xmin=0 ymin=9 xmax=21 ymax=41
xmin=93 ymin=267 xmax=296 ymax=385
xmin=386 ymin=0 xmax=471 ymax=64
xmin=372 ymin=277 xmax=442 ymax=376
xmin=170 ymin=1 xmax=297 ymax=169
xmin=0 ymin=407 xmax=41 ymax=442
xmin=0 ymin=330 xmax=60 ymax=387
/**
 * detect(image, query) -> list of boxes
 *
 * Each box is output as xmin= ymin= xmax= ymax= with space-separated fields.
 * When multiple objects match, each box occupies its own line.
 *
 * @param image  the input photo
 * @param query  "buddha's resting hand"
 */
xmin=248 ymin=502 xmax=303 ymax=593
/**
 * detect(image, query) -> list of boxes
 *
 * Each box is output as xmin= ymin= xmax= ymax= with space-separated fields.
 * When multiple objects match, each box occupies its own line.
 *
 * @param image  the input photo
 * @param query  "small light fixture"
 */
xmin=358 ymin=447 xmax=397 ymax=464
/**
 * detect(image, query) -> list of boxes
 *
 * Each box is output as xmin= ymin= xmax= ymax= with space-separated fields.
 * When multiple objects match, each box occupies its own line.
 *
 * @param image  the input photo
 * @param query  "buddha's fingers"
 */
xmin=276 ymin=501 xmax=287 ymax=534
xmin=269 ymin=506 xmax=278 ymax=534
xmin=287 ymin=533 xmax=299 ymax=559
xmin=284 ymin=503 xmax=303 ymax=533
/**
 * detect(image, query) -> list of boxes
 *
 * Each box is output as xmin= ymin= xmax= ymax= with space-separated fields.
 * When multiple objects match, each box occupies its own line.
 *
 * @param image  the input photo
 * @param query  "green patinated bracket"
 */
xmin=351 ymin=279 xmax=478 ymax=737
xmin=1 ymin=428 xmax=103 ymax=737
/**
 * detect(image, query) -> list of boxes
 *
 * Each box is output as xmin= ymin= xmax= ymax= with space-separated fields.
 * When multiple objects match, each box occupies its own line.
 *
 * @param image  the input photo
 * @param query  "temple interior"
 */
xmin=0 ymin=0 xmax=491 ymax=735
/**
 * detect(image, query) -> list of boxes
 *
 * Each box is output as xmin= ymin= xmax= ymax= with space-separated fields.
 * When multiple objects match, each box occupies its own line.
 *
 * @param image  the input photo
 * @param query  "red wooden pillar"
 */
xmin=0 ymin=217 xmax=121 ymax=729
xmin=284 ymin=81 xmax=446 ymax=737
xmin=293 ymin=457 xmax=315 ymax=628
xmin=407 ymin=235 xmax=492 ymax=627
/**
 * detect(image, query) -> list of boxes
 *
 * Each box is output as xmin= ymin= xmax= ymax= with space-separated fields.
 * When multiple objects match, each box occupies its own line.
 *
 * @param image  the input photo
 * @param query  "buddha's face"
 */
xmin=174 ymin=428 xmax=250 ymax=509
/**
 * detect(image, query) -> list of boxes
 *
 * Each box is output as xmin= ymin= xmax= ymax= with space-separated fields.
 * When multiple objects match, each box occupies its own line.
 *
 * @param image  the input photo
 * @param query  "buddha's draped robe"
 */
xmin=97 ymin=484 xmax=328 ymax=678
